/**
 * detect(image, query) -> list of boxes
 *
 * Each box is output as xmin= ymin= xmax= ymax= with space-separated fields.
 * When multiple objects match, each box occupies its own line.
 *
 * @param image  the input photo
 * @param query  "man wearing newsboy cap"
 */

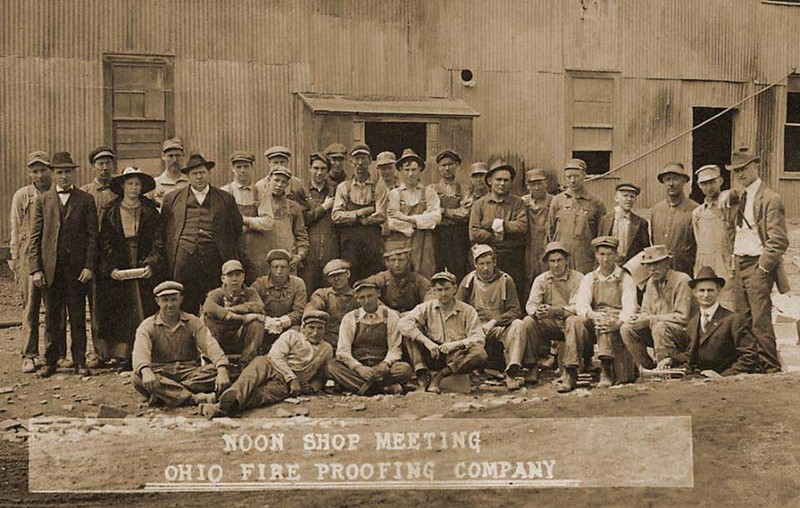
xmin=150 ymin=138 xmax=189 ymax=207
xmin=726 ymin=147 xmax=789 ymax=373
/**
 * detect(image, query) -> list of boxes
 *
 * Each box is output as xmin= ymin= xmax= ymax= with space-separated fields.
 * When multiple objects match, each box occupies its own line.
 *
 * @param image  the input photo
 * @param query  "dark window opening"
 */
xmin=785 ymin=79 xmax=800 ymax=172
xmin=364 ymin=122 xmax=427 ymax=162
xmin=572 ymin=150 xmax=611 ymax=175
xmin=691 ymin=107 xmax=734 ymax=201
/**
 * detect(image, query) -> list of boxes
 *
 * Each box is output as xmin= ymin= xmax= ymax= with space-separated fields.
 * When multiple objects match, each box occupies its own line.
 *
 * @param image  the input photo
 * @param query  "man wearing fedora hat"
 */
xmin=328 ymin=280 xmax=413 ymax=395
xmin=386 ymin=148 xmax=442 ymax=279
xmin=251 ymin=249 xmax=308 ymax=352
xmin=29 ymin=151 xmax=99 ymax=378
xmin=469 ymin=161 xmax=528 ymax=302
xmin=132 ymin=281 xmax=230 ymax=407
xmin=331 ymin=143 xmax=387 ymax=283
xmin=430 ymin=149 xmax=472 ymax=280
xmin=522 ymin=242 xmax=584 ymax=373
xmin=457 ymin=244 xmax=528 ymax=390
xmin=306 ymin=259 xmax=360 ymax=348
xmin=301 ymin=152 xmax=340 ymax=293
xmin=598 ymin=182 xmax=650 ymax=266
xmin=620 ymin=245 xmax=695 ymax=371
xmin=221 ymin=151 xmax=275 ymax=284
xmin=726 ymin=147 xmax=788 ymax=373
xmin=650 ymin=162 xmax=699 ymax=276
xmin=202 ymin=260 xmax=266 ymax=367
xmin=692 ymin=164 xmax=737 ymax=310
xmin=398 ymin=271 xmax=487 ymax=393
xmin=150 ymin=138 xmax=189 ymax=208
xmin=363 ymin=243 xmax=432 ymax=314
xmin=560 ymin=236 xmax=637 ymax=392
xmin=161 ymin=152 xmax=243 ymax=314
xmin=685 ymin=266 xmax=758 ymax=375
xmin=549 ymin=158 xmax=607 ymax=274
xmin=10 ymin=151 xmax=53 ymax=373
xmin=199 ymin=309 xmax=334 ymax=418
xmin=522 ymin=168 xmax=554 ymax=287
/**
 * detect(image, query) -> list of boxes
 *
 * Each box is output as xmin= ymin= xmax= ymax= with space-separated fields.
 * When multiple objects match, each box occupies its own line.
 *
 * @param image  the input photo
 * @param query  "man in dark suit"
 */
xmin=598 ymin=182 xmax=650 ymax=266
xmin=29 ymin=152 xmax=98 ymax=378
xmin=726 ymin=147 xmax=789 ymax=373
xmin=683 ymin=266 xmax=757 ymax=375
xmin=161 ymin=153 xmax=243 ymax=314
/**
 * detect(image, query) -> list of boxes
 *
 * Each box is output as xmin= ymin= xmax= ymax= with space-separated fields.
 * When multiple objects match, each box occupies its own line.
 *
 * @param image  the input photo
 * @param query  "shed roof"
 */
xmin=297 ymin=92 xmax=480 ymax=117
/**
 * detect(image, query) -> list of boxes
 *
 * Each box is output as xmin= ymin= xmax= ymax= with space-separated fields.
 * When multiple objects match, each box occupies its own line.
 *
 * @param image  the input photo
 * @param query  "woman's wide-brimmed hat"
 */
xmin=110 ymin=167 xmax=156 ymax=196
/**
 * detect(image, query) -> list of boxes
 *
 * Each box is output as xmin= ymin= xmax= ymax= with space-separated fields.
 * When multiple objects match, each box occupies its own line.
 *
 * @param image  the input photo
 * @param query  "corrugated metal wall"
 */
xmin=3 ymin=0 xmax=800 ymax=245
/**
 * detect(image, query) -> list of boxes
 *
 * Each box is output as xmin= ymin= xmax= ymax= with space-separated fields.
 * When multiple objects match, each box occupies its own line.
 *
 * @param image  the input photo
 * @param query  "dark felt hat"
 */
xmin=180 ymin=153 xmax=215 ymax=174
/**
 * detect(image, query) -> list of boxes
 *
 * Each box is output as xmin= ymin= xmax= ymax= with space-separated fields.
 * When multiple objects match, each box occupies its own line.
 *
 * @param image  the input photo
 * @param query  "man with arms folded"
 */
xmin=305 ymin=259 xmax=359 ymax=348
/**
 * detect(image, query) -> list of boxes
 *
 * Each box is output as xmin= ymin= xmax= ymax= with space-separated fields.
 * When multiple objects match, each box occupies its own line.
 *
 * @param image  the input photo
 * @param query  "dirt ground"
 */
xmin=3 ymin=223 xmax=800 ymax=506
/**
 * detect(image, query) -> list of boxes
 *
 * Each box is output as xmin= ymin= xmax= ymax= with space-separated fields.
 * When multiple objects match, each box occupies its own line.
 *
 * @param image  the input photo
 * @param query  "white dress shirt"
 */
xmin=190 ymin=184 xmax=210 ymax=206
xmin=733 ymin=178 xmax=763 ymax=257
xmin=56 ymin=185 xmax=74 ymax=205
xmin=699 ymin=302 xmax=720 ymax=333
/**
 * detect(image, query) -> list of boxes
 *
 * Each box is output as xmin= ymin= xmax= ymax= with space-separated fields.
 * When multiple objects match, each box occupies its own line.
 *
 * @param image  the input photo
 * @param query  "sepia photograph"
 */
xmin=1 ymin=0 xmax=800 ymax=506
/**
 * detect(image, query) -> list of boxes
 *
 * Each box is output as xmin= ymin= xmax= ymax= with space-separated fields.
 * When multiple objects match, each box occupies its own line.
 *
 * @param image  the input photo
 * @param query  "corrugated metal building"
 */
xmin=3 ymin=0 xmax=800 ymax=246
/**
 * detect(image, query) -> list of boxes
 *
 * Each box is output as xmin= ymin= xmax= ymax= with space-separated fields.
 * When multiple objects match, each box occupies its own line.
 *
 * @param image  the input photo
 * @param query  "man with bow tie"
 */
xmin=29 ymin=151 xmax=98 ymax=378
xmin=726 ymin=147 xmax=789 ymax=373
xmin=685 ymin=266 xmax=757 ymax=375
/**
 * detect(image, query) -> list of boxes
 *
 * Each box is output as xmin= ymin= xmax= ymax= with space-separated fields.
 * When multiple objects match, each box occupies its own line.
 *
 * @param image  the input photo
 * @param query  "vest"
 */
xmin=351 ymin=308 xmax=389 ymax=366
xmin=179 ymin=190 xmax=215 ymax=253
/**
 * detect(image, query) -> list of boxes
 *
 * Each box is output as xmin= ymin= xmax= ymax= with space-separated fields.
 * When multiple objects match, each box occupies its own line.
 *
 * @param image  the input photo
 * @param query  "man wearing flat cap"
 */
xmin=620 ymin=245 xmax=695 ymax=370
xmin=301 ymin=153 xmax=340 ymax=293
xmin=469 ymin=161 xmax=528 ymax=302
xmin=202 ymin=260 xmax=265 ymax=366
xmin=649 ymin=162 xmax=699 ymax=276
xmin=160 ymin=153 xmax=243 ymax=314
xmin=522 ymin=168 xmax=555 ymax=286
xmin=81 ymin=145 xmax=119 ymax=369
xmin=726 ymin=147 xmax=788 ymax=373
xmin=324 ymin=142 xmax=350 ymax=189
xmin=598 ymin=182 xmax=650 ymax=266
xmin=691 ymin=164 xmax=737 ymax=310
xmin=150 ymin=138 xmax=189 ymax=208
xmin=29 ymin=151 xmax=98 ymax=378
xmin=457 ymin=244 xmax=528 ymax=390
xmin=10 ymin=151 xmax=52 ymax=373
xmin=559 ymin=236 xmax=637 ymax=392
xmin=375 ymin=151 xmax=399 ymax=239
xmin=522 ymin=242 xmax=584 ymax=373
xmin=256 ymin=145 xmax=307 ymax=204
xmin=328 ymin=280 xmax=413 ymax=395
xmin=549 ymin=158 xmax=607 ymax=274
xmin=332 ymin=143 xmax=387 ymax=282
xmin=251 ymin=249 xmax=308 ymax=352
xmin=685 ymin=267 xmax=758 ymax=375
xmin=221 ymin=150 xmax=275 ymax=283
xmin=465 ymin=162 xmax=489 ymax=204
xmin=305 ymin=259 xmax=359 ymax=348
xmin=364 ymin=241 xmax=432 ymax=314
xmin=399 ymin=271 xmax=487 ymax=393
xmin=132 ymin=281 xmax=230 ymax=407
xmin=386 ymin=148 xmax=442 ymax=278
xmin=430 ymin=149 xmax=472 ymax=280
xmin=199 ymin=310 xmax=334 ymax=418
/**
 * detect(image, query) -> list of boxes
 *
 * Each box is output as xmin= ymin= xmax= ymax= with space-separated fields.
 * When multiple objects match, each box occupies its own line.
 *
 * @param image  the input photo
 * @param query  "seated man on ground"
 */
xmin=620 ymin=245 xmax=695 ymax=370
xmin=200 ymin=310 xmax=333 ymax=418
xmin=558 ymin=237 xmax=637 ymax=393
xmin=398 ymin=271 xmax=487 ymax=393
xmin=365 ymin=244 xmax=432 ymax=315
xmin=521 ymin=242 xmax=583 ymax=373
xmin=305 ymin=259 xmax=359 ymax=349
xmin=685 ymin=266 xmax=758 ymax=375
xmin=132 ymin=281 xmax=230 ymax=407
xmin=327 ymin=280 xmax=413 ymax=395
xmin=457 ymin=244 xmax=528 ymax=390
xmin=202 ymin=259 xmax=265 ymax=367
xmin=251 ymin=249 xmax=307 ymax=353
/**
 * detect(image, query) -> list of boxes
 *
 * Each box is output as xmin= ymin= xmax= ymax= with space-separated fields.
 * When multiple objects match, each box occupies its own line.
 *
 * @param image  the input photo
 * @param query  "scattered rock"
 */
xmin=52 ymin=385 xmax=61 ymax=390
xmin=574 ymin=389 xmax=592 ymax=398
xmin=0 ymin=386 xmax=13 ymax=395
xmin=350 ymin=403 xmax=367 ymax=412
xmin=39 ymin=400 xmax=48 ymax=404
xmin=62 ymin=404 xmax=75 ymax=412
xmin=275 ymin=408 xmax=293 ymax=418
xmin=31 ymin=411 xmax=43 ymax=417
xmin=283 ymin=398 xmax=301 ymax=405
xmin=451 ymin=401 xmax=484 ymax=412
xmin=98 ymin=405 xmax=129 ymax=418
xmin=0 ymin=419 xmax=22 ymax=432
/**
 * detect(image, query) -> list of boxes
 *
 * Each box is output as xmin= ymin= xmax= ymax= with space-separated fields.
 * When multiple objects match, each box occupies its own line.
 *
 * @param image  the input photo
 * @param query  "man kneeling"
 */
xmin=327 ymin=280 xmax=413 ymax=395
xmin=201 ymin=310 xmax=333 ymax=418
xmin=398 ymin=271 xmax=487 ymax=393
xmin=133 ymin=281 xmax=230 ymax=407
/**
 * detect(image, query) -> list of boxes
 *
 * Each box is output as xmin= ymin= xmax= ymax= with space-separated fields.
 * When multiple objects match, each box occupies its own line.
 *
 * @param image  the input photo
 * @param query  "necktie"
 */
xmin=701 ymin=312 xmax=711 ymax=333
xmin=736 ymin=190 xmax=748 ymax=228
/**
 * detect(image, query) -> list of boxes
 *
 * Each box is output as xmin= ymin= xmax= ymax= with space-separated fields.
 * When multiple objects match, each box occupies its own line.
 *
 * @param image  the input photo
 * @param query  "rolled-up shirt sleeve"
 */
xmin=525 ymin=274 xmax=547 ymax=316
xmin=336 ymin=311 xmax=363 ymax=370
xmin=397 ymin=303 xmax=429 ymax=343
xmin=414 ymin=186 xmax=442 ymax=230
xmin=386 ymin=189 xmax=415 ymax=237
xmin=619 ymin=272 xmax=638 ymax=323
xmin=383 ymin=310 xmax=403 ymax=365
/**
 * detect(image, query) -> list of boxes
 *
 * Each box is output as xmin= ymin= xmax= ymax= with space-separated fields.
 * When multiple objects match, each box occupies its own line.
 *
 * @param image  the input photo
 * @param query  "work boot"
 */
xmin=384 ymin=383 xmax=404 ymax=395
xmin=37 ymin=364 xmax=57 ymax=379
xmin=539 ymin=355 xmax=557 ymax=371
xmin=597 ymin=359 xmax=615 ymax=389
xmin=428 ymin=370 xmax=444 ymax=394
xmin=58 ymin=357 xmax=73 ymax=369
xmin=21 ymin=358 xmax=37 ymax=373
xmin=415 ymin=370 xmax=430 ymax=392
xmin=524 ymin=367 xmax=539 ymax=385
xmin=556 ymin=367 xmax=578 ymax=393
